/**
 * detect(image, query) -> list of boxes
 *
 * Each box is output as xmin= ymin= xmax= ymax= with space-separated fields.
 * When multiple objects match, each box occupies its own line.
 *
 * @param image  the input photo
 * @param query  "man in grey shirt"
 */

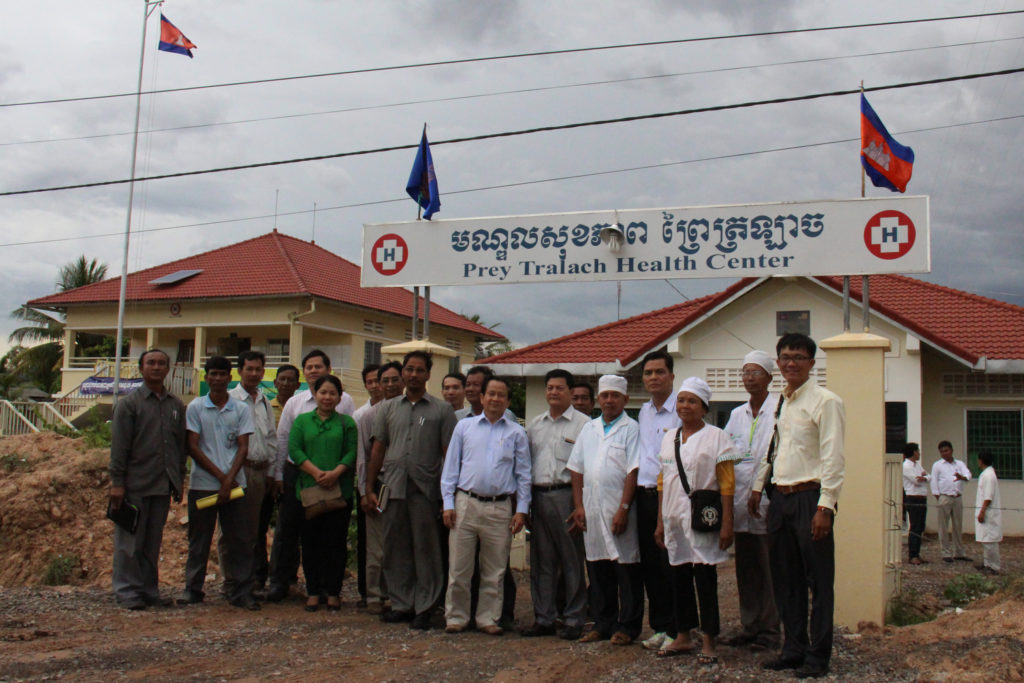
xmin=108 ymin=349 xmax=187 ymax=610
xmin=366 ymin=350 xmax=457 ymax=631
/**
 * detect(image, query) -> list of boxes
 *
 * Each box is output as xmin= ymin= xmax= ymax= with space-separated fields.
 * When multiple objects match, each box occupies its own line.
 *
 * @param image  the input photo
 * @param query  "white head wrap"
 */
xmin=676 ymin=376 xmax=712 ymax=408
xmin=743 ymin=350 xmax=774 ymax=375
xmin=597 ymin=374 xmax=628 ymax=396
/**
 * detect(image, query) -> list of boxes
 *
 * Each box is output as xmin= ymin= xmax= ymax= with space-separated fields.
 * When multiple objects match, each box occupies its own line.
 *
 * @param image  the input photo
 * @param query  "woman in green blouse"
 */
xmin=288 ymin=374 xmax=357 ymax=611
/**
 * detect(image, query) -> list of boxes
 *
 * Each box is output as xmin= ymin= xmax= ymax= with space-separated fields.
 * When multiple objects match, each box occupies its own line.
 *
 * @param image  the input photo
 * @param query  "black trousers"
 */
xmin=669 ymin=562 xmax=719 ymax=638
xmin=636 ymin=488 xmax=674 ymax=633
xmin=904 ymin=494 xmax=927 ymax=560
xmin=268 ymin=463 xmax=304 ymax=591
xmin=301 ymin=506 xmax=352 ymax=597
xmin=586 ymin=559 xmax=643 ymax=639
xmin=768 ymin=488 xmax=835 ymax=668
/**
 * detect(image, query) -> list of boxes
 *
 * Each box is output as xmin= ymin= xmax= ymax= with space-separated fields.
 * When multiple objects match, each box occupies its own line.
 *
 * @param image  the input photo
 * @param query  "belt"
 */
xmin=774 ymin=481 xmax=820 ymax=495
xmin=245 ymin=460 xmax=270 ymax=471
xmin=533 ymin=482 xmax=571 ymax=492
xmin=458 ymin=488 xmax=511 ymax=503
xmin=637 ymin=486 xmax=659 ymax=493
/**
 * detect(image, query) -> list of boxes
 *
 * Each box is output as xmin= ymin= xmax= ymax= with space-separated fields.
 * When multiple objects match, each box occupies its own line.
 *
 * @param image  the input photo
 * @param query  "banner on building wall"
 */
xmin=79 ymin=377 xmax=144 ymax=395
xmin=361 ymin=196 xmax=929 ymax=287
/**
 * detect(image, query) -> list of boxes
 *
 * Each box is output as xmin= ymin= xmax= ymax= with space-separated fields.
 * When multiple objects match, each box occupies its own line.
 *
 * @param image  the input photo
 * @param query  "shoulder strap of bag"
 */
xmin=762 ymin=395 xmax=785 ymax=486
xmin=673 ymin=428 xmax=691 ymax=495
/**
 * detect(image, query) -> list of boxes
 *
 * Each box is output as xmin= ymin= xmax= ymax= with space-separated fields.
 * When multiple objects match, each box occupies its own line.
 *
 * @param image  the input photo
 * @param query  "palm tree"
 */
xmin=7 ymin=256 xmax=109 ymax=393
xmin=464 ymin=313 xmax=514 ymax=359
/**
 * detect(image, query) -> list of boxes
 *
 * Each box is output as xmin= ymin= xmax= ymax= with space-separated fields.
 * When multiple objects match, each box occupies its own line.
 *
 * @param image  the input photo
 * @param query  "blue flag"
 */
xmin=405 ymin=129 xmax=440 ymax=220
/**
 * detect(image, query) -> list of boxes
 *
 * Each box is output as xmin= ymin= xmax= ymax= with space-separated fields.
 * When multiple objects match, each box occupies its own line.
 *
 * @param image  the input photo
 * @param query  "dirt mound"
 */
xmin=0 ymin=433 xmax=188 ymax=588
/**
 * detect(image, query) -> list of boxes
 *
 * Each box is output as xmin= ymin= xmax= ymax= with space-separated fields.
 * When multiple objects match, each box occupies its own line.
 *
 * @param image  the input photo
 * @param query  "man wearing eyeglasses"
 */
xmin=722 ymin=350 xmax=780 ymax=652
xmin=748 ymin=333 xmax=845 ymax=679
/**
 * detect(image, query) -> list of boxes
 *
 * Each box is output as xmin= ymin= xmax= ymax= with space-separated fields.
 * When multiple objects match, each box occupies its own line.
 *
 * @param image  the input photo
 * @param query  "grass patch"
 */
xmin=944 ymin=572 xmax=999 ymax=607
xmin=42 ymin=553 xmax=80 ymax=586
xmin=0 ymin=452 xmax=31 ymax=472
xmin=887 ymin=588 xmax=936 ymax=626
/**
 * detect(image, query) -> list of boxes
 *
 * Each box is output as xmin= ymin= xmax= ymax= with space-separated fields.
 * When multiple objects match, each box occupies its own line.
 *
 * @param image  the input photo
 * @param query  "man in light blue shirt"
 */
xmin=441 ymin=377 xmax=531 ymax=635
xmin=180 ymin=356 xmax=257 ymax=610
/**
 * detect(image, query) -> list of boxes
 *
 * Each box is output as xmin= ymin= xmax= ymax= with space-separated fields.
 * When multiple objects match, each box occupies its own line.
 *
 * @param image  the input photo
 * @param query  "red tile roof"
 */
xmin=482 ymin=279 xmax=756 ymax=367
xmin=28 ymin=231 xmax=501 ymax=339
xmin=815 ymin=275 xmax=1024 ymax=363
xmin=483 ymin=275 xmax=1024 ymax=368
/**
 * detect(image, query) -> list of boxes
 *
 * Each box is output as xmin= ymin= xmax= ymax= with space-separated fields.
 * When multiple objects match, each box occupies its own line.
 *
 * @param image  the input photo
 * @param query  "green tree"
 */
xmin=464 ymin=313 xmax=515 ymax=359
xmin=7 ymin=256 xmax=110 ymax=394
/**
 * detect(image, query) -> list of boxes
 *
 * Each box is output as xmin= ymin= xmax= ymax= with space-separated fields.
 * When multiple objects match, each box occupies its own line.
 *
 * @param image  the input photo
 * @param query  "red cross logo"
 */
xmin=370 ymin=234 xmax=409 ymax=276
xmin=864 ymin=210 xmax=915 ymax=260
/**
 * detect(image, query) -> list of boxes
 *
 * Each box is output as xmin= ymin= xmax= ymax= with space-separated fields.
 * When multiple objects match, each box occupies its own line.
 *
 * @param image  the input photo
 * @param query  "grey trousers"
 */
xmin=529 ymin=487 xmax=587 ymax=628
xmin=112 ymin=494 xmax=171 ymax=606
xmin=218 ymin=465 xmax=268 ymax=596
xmin=364 ymin=507 xmax=386 ymax=603
xmin=734 ymin=531 xmax=780 ymax=645
xmin=936 ymin=494 xmax=966 ymax=558
xmin=382 ymin=485 xmax=444 ymax=615
xmin=184 ymin=490 xmax=255 ymax=603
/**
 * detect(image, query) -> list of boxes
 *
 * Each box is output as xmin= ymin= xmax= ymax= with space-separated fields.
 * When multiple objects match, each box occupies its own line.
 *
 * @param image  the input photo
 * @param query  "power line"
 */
xmin=4 ymin=9 xmax=1024 ymax=108
xmin=4 ymin=66 xmax=1023 ymax=198
xmin=2 ymin=111 xmax=1020 ymax=249
xmin=6 ymin=35 xmax=1022 ymax=148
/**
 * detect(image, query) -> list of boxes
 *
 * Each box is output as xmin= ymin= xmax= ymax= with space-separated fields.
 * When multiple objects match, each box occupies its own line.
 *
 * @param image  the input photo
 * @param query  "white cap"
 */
xmin=597 ymin=374 xmax=628 ymax=396
xmin=743 ymin=350 xmax=774 ymax=374
xmin=676 ymin=376 xmax=712 ymax=407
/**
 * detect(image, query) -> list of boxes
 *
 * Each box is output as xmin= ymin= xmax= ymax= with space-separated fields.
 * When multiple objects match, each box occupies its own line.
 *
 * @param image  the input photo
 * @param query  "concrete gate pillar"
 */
xmin=819 ymin=331 xmax=891 ymax=628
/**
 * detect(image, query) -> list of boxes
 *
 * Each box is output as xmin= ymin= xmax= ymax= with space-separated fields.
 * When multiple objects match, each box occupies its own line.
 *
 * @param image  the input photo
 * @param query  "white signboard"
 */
xmin=361 ymin=196 xmax=929 ymax=287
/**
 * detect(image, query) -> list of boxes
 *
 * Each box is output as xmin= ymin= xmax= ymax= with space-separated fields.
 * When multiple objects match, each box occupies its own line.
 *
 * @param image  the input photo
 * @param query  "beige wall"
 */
xmin=921 ymin=346 xmax=1024 ymax=535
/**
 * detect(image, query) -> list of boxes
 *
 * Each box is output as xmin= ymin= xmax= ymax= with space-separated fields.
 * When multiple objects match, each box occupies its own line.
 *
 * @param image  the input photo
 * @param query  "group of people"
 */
xmin=109 ymin=332 xmax=847 ymax=678
xmin=902 ymin=440 xmax=1002 ymax=574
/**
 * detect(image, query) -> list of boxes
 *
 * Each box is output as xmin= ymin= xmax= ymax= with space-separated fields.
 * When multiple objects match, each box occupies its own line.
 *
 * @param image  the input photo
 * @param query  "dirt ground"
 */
xmin=1 ymin=432 xmax=1022 ymax=682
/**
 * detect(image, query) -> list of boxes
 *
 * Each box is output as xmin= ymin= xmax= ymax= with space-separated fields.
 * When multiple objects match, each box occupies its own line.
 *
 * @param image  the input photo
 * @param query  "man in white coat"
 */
xmin=722 ymin=350 xmax=780 ymax=651
xmin=568 ymin=375 xmax=642 ymax=645
xmin=974 ymin=451 xmax=1002 ymax=575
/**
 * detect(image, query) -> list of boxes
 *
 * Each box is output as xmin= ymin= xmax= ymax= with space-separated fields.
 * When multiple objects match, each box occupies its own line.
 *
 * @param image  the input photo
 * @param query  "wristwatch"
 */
xmin=620 ymin=503 xmax=630 ymax=511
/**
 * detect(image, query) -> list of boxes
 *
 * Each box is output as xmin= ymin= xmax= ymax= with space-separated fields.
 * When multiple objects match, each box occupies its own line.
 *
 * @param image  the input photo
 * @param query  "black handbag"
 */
xmin=673 ymin=429 xmax=723 ymax=532
xmin=762 ymin=396 xmax=785 ymax=501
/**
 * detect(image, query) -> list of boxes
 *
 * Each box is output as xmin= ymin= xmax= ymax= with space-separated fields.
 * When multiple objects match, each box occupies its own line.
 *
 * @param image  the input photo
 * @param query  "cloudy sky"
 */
xmin=3 ymin=1 xmax=1023 ymax=357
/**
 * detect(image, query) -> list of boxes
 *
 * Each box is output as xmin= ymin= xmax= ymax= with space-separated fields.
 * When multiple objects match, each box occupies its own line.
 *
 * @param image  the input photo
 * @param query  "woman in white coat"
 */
xmin=654 ymin=377 xmax=739 ymax=664
xmin=974 ymin=451 xmax=1002 ymax=574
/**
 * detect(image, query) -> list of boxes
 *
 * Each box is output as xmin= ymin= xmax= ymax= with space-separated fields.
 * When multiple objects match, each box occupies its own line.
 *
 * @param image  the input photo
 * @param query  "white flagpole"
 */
xmin=113 ymin=0 xmax=163 ymax=404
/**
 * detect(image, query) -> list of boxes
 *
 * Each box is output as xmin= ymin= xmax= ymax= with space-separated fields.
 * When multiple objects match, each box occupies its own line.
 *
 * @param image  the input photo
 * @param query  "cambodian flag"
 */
xmin=405 ymin=128 xmax=440 ymax=220
xmin=861 ymin=94 xmax=914 ymax=193
xmin=158 ymin=14 xmax=197 ymax=58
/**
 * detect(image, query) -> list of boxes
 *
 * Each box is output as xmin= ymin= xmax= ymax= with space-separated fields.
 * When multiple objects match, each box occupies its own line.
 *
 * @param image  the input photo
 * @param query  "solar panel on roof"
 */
xmin=149 ymin=269 xmax=203 ymax=285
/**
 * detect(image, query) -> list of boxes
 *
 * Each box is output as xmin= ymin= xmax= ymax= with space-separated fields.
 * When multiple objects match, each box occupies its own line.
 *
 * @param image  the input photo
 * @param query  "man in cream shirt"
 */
xmin=749 ymin=333 xmax=844 ymax=679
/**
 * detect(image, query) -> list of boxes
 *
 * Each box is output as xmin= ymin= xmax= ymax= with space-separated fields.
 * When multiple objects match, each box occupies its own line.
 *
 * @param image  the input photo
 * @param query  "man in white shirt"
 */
xmin=520 ymin=369 xmax=590 ymax=640
xmin=569 ymin=375 xmax=642 ymax=646
xmin=353 ymin=363 xmax=382 ymax=609
xmin=901 ymin=442 xmax=929 ymax=565
xmin=441 ymin=377 xmax=531 ymax=635
xmin=221 ymin=350 xmax=278 ymax=601
xmin=635 ymin=351 xmax=679 ymax=651
xmin=749 ymin=334 xmax=845 ymax=679
xmin=974 ymin=451 xmax=1002 ymax=574
xmin=930 ymin=440 xmax=972 ymax=563
xmin=723 ymin=350 xmax=780 ymax=650
xmin=266 ymin=349 xmax=354 ymax=602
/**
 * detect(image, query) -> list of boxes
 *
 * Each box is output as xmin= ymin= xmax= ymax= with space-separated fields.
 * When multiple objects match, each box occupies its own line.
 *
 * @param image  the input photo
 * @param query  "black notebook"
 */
xmin=106 ymin=499 xmax=140 ymax=534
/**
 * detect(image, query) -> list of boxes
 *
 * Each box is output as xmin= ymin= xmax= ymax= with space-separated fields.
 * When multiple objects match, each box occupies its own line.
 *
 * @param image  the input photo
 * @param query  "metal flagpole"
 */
xmin=859 ymin=81 xmax=870 ymax=332
xmin=113 ymin=0 xmax=163 ymax=405
xmin=412 ymin=202 xmax=421 ymax=340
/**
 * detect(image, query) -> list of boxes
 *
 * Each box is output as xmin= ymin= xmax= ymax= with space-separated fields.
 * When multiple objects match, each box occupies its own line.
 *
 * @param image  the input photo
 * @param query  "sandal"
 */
xmin=697 ymin=653 xmax=719 ymax=665
xmin=656 ymin=645 xmax=697 ymax=658
xmin=304 ymin=597 xmax=320 ymax=613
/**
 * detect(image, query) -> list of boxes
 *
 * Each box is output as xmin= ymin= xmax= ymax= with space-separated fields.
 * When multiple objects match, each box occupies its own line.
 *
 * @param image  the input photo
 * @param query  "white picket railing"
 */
xmin=883 ymin=453 xmax=904 ymax=604
xmin=0 ymin=400 xmax=40 ymax=436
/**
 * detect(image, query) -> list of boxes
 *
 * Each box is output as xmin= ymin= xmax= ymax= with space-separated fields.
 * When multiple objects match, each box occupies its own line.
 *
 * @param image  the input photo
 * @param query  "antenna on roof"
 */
xmin=312 ymin=202 xmax=317 ymax=244
xmin=274 ymin=189 xmax=279 ymax=231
